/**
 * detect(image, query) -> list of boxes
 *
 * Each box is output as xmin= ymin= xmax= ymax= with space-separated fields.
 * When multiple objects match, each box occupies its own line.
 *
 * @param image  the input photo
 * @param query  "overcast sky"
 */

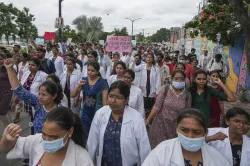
xmin=2 ymin=0 xmax=201 ymax=36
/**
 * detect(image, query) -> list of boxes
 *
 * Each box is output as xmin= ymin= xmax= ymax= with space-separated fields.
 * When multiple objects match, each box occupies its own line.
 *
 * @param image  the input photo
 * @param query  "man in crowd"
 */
xmin=36 ymin=47 xmax=56 ymax=75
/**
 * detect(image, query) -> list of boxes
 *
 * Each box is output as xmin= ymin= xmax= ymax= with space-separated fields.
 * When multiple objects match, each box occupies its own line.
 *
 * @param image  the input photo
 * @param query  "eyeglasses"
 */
xmin=38 ymin=93 xmax=51 ymax=98
xmin=108 ymin=94 xmax=125 ymax=100
xmin=196 ymin=78 xmax=207 ymax=81
xmin=230 ymin=119 xmax=250 ymax=126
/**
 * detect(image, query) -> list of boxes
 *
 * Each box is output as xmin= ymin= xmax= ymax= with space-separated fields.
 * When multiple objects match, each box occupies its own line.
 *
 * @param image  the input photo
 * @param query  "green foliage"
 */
xmin=99 ymin=32 xmax=113 ymax=41
xmin=136 ymin=32 xmax=144 ymax=42
xmin=149 ymin=28 xmax=171 ymax=43
xmin=72 ymin=15 xmax=103 ymax=42
xmin=0 ymin=2 xmax=38 ymax=44
xmin=185 ymin=3 xmax=243 ymax=46
xmin=112 ymin=27 xmax=129 ymax=36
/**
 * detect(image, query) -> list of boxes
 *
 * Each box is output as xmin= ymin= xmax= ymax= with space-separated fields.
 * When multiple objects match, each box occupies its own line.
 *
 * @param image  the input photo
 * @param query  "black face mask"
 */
xmin=136 ymin=61 xmax=141 ymax=66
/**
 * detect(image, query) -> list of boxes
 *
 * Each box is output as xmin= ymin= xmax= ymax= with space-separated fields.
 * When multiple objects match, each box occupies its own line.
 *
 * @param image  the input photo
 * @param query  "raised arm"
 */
xmin=71 ymin=80 xmax=86 ymax=98
xmin=4 ymin=58 xmax=20 ymax=89
xmin=0 ymin=124 xmax=22 ymax=153
xmin=214 ymin=78 xmax=236 ymax=102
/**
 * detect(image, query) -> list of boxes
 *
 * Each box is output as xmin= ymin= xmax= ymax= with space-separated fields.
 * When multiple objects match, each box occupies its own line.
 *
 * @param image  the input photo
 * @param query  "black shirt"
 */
xmin=231 ymin=143 xmax=242 ymax=166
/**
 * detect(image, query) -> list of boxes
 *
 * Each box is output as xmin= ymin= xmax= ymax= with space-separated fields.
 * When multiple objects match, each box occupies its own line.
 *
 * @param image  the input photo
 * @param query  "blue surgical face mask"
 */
xmin=177 ymin=132 xmax=205 ymax=152
xmin=179 ymin=60 xmax=186 ymax=64
xmin=172 ymin=81 xmax=185 ymax=89
xmin=42 ymin=132 xmax=69 ymax=153
xmin=209 ymin=79 xmax=217 ymax=85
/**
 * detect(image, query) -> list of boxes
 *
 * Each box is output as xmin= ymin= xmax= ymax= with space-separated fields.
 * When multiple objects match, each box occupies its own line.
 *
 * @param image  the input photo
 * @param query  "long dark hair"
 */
xmin=88 ymin=62 xmax=101 ymax=77
xmin=177 ymin=108 xmax=208 ymax=132
xmin=189 ymin=69 xmax=208 ymax=101
xmin=30 ymin=58 xmax=44 ymax=72
xmin=44 ymin=107 xmax=87 ymax=148
xmin=39 ymin=81 xmax=64 ymax=104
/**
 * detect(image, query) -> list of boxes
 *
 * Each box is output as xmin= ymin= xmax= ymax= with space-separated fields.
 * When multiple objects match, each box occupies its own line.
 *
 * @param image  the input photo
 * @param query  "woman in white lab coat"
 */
xmin=206 ymin=107 xmax=250 ymax=166
xmin=107 ymin=61 xmax=126 ymax=87
xmin=142 ymin=108 xmax=230 ymax=166
xmin=105 ymin=52 xmax=120 ymax=79
xmin=0 ymin=107 xmax=94 ymax=166
xmin=17 ymin=52 xmax=30 ymax=80
xmin=87 ymin=81 xmax=151 ymax=166
xmin=21 ymin=58 xmax=48 ymax=96
xmin=123 ymin=69 xmax=145 ymax=119
xmin=131 ymin=53 xmax=161 ymax=118
xmin=49 ymin=46 xmax=64 ymax=78
xmin=61 ymin=58 xmax=82 ymax=114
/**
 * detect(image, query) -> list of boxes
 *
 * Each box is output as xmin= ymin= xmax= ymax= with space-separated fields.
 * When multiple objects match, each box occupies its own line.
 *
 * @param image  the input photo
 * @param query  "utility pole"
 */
xmin=125 ymin=18 xmax=141 ymax=37
xmin=141 ymin=28 xmax=146 ymax=42
xmin=59 ymin=0 xmax=63 ymax=41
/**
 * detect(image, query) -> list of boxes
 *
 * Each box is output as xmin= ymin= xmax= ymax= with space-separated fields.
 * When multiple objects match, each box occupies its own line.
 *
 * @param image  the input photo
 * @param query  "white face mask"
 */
xmin=177 ymin=132 xmax=206 ymax=152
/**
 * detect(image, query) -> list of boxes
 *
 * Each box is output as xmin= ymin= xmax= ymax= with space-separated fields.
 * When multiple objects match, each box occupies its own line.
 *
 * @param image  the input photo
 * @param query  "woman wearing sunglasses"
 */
xmin=189 ymin=70 xmax=236 ymax=126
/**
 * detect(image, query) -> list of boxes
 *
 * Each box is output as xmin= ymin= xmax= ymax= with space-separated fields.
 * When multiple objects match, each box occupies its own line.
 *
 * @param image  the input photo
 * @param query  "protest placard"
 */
xmin=35 ymin=38 xmax=44 ymax=45
xmin=106 ymin=36 xmax=132 ymax=52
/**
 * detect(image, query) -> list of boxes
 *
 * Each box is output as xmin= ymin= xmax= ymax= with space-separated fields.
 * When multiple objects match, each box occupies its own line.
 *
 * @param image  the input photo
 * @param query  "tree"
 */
xmin=149 ymin=28 xmax=171 ymax=43
xmin=185 ymin=0 xmax=250 ymax=72
xmin=16 ymin=7 xmax=38 ymax=42
xmin=112 ymin=27 xmax=129 ymax=36
xmin=0 ymin=2 xmax=38 ymax=44
xmin=0 ymin=3 xmax=18 ymax=44
xmin=73 ymin=15 xmax=103 ymax=42
xmin=99 ymin=31 xmax=113 ymax=41
xmin=136 ymin=32 xmax=144 ymax=42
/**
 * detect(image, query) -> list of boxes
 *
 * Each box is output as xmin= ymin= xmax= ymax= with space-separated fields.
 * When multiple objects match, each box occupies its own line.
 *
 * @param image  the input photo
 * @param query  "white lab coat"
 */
xmin=142 ymin=138 xmax=230 ymax=166
xmin=98 ymin=55 xmax=111 ymax=72
xmin=82 ymin=64 xmax=106 ymax=79
xmin=107 ymin=74 xmax=123 ymax=87
xmin=49 ymin=56 xmax=64 ymax=78
xmin=45 ymin=50 xmax=53 ymax=59
xmin=105 ymin=61 xmax=115 ymax=79
xmin=7 ymin=134 xmax=94 ymax=166
xmin=207 ymin=127 xmax=250 ymax=166
xmin=60 ymin=69 xmax=82 ymax=114
xmin=129 ymin=61 xmax=145 ymax=87
xmin=198 ymin=55 xmax=211 ymax=71
xmin=21 ymin=70 xmax=48 ymax=96
xmin=77 ymin=55 xmax=88 ymax=66
xmin=87 ymin=105 xmax=151 ymax=166
xmin=129 ymin=85 xmax=145 ymax=119
xmin=132 ymin=64 xmax=161 ymax=97
xmin=156 ymin=63 xmax=170 ymax=86
xmin=120 ymin=55 xmax=131 ymax=65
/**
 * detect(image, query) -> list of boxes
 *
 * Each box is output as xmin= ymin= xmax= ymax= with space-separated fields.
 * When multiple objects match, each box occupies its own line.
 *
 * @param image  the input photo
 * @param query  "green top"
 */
xmin=191 ymin=86 xmax=227 ymax=125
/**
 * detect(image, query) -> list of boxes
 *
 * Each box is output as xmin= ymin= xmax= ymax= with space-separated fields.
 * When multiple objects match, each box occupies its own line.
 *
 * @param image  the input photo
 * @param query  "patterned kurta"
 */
xmin=148 ymin=85 xmax=192 ymax=149
xmin=14 ymin=86 xmax=52 ymax=134
xmin=102 ymin=115 xmax=123 ymax=166
xmin=0 ymin=71 xmax=12 ymax=115
xmin=184 ymin=159 xmax=203 ymax=166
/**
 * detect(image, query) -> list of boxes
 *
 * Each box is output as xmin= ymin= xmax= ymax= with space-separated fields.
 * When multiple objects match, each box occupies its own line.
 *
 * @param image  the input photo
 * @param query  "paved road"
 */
xmin=0 ymin=112 xmax=31 ymax=166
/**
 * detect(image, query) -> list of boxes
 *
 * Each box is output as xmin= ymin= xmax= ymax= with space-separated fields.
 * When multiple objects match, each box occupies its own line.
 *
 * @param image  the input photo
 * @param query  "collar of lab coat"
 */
xmin=171 ymin=139 xmax=217 ymax=166
xmin=34 ymin=138 xmax=76 ymax=165
xmin=103 ymin=106 xmax=131 ymax=124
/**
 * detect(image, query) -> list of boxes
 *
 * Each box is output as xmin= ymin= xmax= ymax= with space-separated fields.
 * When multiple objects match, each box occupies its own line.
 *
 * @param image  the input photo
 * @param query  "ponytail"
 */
xmin=71 ymin=114 xmax=87 ymax=148
xmin=44 ymin=107 xmax=87 ymax=148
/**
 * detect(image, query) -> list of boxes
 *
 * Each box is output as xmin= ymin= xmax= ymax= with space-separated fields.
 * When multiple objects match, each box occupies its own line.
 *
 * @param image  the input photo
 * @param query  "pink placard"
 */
xmin=106 ymin=36 xmax=132 ymax=52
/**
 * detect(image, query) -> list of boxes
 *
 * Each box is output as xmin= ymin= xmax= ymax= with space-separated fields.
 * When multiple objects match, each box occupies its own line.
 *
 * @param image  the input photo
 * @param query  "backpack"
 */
xmin=210 ymin=59 xmax=223 ymax=68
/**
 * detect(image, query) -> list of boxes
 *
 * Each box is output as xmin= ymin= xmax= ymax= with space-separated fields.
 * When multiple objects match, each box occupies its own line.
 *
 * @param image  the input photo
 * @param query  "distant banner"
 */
xmin=106 ymin=36 xmax=132 ymax=52
xmin=99 ymin=40 xmax=105 ymax=46
xmin=44 ymin=32 xmax=55 ymax=40
xmin=67 ymin=38 xmax=72 ymax=45
xmin=132 ymin=40 xmax=136 ymax=46
xmin=35 ymin=38 xmax=44 ymax=45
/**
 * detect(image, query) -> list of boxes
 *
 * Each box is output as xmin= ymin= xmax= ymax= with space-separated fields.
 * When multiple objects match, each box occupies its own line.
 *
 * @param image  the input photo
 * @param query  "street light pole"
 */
xmin=141 ymin=28 xmax=146 ymax=42
xmin=125 ymin=18 xmax=141 ymax=36
xmin=59 ymin=0 xmax=63 ymax=41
